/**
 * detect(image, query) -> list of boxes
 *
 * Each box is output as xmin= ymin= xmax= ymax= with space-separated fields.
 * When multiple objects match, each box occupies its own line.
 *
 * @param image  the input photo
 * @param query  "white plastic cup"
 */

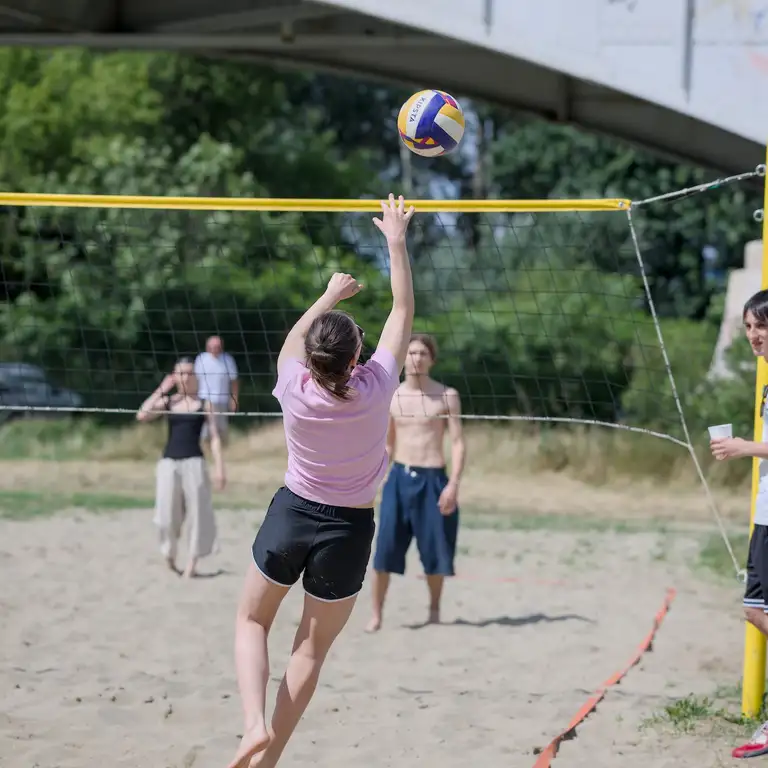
xmin=708 ymin=423 xmax=733 ymax=439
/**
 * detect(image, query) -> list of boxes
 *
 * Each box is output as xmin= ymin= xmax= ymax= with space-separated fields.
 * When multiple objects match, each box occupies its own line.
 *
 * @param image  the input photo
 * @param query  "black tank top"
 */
xmin=162 ymin=402 xmax=206 ymax=460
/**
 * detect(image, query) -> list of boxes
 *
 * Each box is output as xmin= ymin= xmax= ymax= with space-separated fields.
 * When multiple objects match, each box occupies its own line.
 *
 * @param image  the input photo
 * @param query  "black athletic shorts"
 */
xmin=744 ymin=523 xmax=768 ymax=612
xmin=252 ymin=486 xmax=375 ymax=602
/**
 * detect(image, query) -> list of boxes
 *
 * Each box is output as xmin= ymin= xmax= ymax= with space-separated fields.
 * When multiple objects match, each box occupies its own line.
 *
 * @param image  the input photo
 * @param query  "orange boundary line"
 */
xmin=532 ymin=587 xmax=677 ymax=768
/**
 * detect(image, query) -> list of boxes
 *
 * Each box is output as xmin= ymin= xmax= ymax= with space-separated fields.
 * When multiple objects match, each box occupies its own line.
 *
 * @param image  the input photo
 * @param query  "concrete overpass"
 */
xmin=0 ymin=0 xmax=765 ymax=174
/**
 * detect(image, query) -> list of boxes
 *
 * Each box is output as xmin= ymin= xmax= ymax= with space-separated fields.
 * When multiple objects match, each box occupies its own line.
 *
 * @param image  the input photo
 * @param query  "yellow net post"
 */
xmin=742 ymin=149 xmax=768 ymax=718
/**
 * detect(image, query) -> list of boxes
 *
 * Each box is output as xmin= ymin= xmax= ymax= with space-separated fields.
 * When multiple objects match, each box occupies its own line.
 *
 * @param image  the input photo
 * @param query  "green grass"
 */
xmin=0 ymin=489 xmax=155 ymax=520
xmin=0 ymin=488 xmax=266 ymax=521
xmin=0 ymin=417 xmax=166 ymax=461
xmin=0 ymin=489 xmax=669 ymax=530
xmin=0 ymin=418 xmax=107 ymax=460
xmin=643 ymin=695 xmax=727 ymax=734
xmin=0 ymin=417 xmax=754 ymax=489
xmin=460 ymin=505 xmax=675 ymax=534
xmin=0 ymin=485 xmax=728 ymax=540
xmin=643 ymin=688 xmax=767 ymax=739
xmin=698 ymin=531 xmax=750 ymax=580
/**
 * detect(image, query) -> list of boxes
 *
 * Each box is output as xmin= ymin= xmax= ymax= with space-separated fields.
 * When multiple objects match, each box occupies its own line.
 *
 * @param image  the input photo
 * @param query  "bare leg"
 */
xmin=226 ymin=564 xmax=290 ymax=768
xmin=183 ymin=557 xmax=198 ymax=579
xmin=251 ymin=593 xmax=358 ymax=768
xmin=745 ymin=607 xmax=768 ymax=636
xmin=365 ymin=570 xmax=390 ymax=633
xmin=426 ymin=575 xmax=444 ymax=624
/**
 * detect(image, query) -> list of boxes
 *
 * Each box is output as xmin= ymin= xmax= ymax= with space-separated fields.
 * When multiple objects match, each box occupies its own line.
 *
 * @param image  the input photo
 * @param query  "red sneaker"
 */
xmin=733 ymin=723 xmax=768 ymax=759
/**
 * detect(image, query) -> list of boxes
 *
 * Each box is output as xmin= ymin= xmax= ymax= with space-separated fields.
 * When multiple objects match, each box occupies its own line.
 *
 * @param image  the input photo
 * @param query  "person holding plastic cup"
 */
xmin=710 ymin=288 xmax=768 ymax=759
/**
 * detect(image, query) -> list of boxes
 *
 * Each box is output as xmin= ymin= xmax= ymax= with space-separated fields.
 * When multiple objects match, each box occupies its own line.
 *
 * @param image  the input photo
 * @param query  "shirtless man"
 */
xmin=366 ymin=333 xmax=466 ymax=632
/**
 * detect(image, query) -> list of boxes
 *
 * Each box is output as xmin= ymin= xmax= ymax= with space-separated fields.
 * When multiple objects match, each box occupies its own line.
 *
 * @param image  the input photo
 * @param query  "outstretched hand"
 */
xmin=326 ymin=272 xmax=363 ymax=303
xmin=373 ymin=193 xmax=415 ymax=242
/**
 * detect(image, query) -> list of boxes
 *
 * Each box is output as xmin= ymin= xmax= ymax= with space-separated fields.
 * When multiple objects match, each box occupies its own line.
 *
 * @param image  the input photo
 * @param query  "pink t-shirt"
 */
xmin=272 ymin=347 xmax=401 ymax=507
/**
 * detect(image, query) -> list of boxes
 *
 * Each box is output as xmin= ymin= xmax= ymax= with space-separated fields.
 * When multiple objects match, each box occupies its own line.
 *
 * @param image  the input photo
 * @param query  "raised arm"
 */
xmin=277 ymin=273 xmax=363 ymax=376
xmin=374 ymin=194 xmax=415 ymax=373
xmin=136 ymin=374 xmax=175 ymax=422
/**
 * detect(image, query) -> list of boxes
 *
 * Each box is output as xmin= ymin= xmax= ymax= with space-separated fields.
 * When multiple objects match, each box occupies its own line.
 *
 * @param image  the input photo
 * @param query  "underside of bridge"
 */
xmin=0 ymin=0 xmax=762 ymax=176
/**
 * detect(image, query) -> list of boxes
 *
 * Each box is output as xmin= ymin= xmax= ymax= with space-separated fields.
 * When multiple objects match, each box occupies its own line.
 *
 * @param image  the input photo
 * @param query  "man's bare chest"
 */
xmin=391 ymin=391 xmax=448 ymax=421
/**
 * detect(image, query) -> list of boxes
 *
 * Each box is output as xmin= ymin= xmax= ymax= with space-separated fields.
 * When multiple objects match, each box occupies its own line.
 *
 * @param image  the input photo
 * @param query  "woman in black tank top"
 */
xmin=137 ymin=356 xmax=227 ymax=578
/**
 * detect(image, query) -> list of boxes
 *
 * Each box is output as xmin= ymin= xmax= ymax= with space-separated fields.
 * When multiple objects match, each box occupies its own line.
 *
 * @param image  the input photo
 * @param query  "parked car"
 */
xmin=0 ymin=363 xmax=84 ymax=423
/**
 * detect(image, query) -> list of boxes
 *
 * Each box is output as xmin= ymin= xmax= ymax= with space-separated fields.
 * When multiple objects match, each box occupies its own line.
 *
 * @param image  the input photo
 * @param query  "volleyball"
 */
xmin=397 ymin=90 xmax=465 ymax=158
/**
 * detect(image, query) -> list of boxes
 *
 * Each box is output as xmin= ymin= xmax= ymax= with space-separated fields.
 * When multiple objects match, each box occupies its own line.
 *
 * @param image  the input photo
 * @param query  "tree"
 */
xmin=490 ymin=116 xmax=762 ymax=320
xmin=0 ymin=49 xmax=756 ymax=436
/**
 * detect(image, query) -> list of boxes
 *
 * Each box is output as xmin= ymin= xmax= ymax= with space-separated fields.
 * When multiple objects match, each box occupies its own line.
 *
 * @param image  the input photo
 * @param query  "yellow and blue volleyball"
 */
xmin=397 ymin=90 xmax=465 ymax=158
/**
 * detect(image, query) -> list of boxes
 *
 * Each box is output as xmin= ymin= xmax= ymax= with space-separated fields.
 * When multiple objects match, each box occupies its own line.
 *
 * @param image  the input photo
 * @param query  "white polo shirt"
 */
xmin=194 ymin=352 xmax=238 ymax=407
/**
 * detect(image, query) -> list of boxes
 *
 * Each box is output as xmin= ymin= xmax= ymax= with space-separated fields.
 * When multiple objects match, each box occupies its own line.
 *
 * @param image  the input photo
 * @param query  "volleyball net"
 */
xmin=0 ymin=177 xmax=759 ymax=436
xmin=1 ymin=164 xmax=768 ymax=711
xmin=0 ymin=170 xmax=764 ymax=552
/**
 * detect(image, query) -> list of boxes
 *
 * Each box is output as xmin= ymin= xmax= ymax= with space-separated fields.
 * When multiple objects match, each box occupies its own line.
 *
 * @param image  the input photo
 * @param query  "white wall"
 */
xmin=325 ymin=0 xmax=767 ymax=147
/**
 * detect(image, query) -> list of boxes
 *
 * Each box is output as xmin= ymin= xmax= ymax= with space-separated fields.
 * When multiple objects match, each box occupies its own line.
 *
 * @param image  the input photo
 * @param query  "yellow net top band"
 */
xmin=0 ymin=192 xmax=631 ymax=214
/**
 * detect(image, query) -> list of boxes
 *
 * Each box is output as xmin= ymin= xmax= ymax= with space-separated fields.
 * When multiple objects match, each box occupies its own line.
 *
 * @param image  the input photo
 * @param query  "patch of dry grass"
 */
xmin=0 ymin=418 xmax=752 ymax=526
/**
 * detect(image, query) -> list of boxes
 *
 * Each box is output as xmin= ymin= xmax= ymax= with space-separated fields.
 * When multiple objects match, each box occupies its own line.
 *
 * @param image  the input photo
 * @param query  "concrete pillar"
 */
xmin=709 ymin=240 xmax=763 ymax=379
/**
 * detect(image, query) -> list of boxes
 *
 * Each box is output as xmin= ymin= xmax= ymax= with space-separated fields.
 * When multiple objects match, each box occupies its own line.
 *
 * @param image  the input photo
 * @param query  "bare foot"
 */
xmin=247 ymin=727 xmax=275 ymax=767
xmin=427 ymin=608 xmax=440 ymax=625
xmin=227 ymin=726 xmax=271 ymax=768
xmin=365 ymin=615 xmax=382 ymax=633
xmin=182 ymin=567 xmax=196 ymax=579
xmin=166 ymin=557 xmax=180 ymax=575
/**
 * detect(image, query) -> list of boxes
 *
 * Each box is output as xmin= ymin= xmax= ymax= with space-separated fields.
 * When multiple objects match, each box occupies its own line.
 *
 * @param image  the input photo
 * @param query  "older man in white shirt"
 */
xmin=194 ymin=335 xmax=239 ymax=444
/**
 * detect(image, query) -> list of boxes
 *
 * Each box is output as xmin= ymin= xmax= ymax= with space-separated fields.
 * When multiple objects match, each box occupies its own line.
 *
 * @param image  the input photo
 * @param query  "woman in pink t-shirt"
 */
xmin=226 ymin=195 xmax=415 ymax=768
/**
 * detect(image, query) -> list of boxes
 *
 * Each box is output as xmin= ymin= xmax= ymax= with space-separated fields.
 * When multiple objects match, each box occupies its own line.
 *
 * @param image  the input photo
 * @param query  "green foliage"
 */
xmin=0 ymin=50 xmax=162 ymax=183
xmin=699 ymin=531 xmax=750 ymax=580
xmin=147 ymin=55 xmax=380 ymax=200
xmin=0 ymin=48 xmax=759 ymax=454
xmin=620 ymin=316 xmax=720 ymax=439
xmin=687 ymin=338 xmax=758 ymax=439
xmin=411 ymin=209 xmax=737 ymax=432
xmin=490 ymin=117 xmax=762 ymax=319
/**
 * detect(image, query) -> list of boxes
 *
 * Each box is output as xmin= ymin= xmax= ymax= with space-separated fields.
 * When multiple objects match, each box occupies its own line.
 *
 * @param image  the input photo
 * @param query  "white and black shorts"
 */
xmin=252 ymin=487 xmax=375 ymax=602
xmin=744 ymin=523 xmax=768 ymax=612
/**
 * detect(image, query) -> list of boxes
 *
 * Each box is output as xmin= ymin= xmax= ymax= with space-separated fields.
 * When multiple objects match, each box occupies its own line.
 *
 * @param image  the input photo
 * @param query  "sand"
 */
xmin=0 ymin=506 xmax=753 ymax=768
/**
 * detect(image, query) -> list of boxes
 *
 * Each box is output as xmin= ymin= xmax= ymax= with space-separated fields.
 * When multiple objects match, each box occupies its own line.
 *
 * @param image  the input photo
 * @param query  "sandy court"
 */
xmin=0 ymin=505 xmax=750 ymax=768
